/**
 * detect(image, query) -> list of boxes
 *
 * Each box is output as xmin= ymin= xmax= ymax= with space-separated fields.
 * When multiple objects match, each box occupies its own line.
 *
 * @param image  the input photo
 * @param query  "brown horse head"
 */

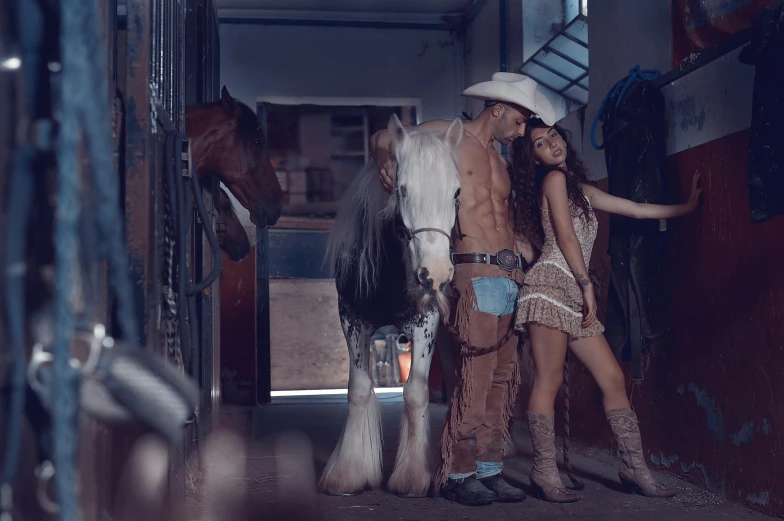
xmin=186 ymin=86 xmax=283 ymax=227
xmin=216 ymin=186 xmax=251 ymax=262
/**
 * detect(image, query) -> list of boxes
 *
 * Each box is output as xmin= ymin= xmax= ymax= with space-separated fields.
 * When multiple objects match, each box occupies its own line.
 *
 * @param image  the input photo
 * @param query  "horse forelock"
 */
xmin=393 ymin=131 xmax=461 ymax=228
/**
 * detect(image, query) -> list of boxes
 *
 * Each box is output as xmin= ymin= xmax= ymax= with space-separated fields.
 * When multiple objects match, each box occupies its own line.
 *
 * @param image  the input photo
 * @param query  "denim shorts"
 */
xmin=471 ymin=277 xmax=519 ymax=317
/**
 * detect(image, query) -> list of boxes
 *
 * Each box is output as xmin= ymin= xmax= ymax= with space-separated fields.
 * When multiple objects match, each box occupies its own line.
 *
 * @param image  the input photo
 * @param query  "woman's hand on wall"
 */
xmin=685 ymin=170 xmax=704 ymax=212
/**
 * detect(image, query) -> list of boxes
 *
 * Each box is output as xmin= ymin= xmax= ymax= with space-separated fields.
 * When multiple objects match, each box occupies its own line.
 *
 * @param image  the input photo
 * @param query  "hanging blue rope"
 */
xmin=590 ymin=65 xmax=661 ymax=150
xmin=50 ymin=0 xmax=146 ymax=513
xmin=52 ymin=0 xmax=84 ymax=517
xmin=78 ymin=0 xmax=139 ymax=345
xmin=3 ymin=0 xmax=49 ymax=516
xmin=1 ymin=145 xmax=35 ymax=513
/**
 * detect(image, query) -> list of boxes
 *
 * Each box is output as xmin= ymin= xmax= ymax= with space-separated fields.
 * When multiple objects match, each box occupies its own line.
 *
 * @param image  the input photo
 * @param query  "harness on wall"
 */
xmin=591 ymin=66 xmax=670 ymax=384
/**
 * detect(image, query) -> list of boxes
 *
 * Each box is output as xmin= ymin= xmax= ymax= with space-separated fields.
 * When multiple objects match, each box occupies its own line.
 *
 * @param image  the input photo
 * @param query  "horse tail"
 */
xmin=325 ymin=160 xmax=392 ymax=298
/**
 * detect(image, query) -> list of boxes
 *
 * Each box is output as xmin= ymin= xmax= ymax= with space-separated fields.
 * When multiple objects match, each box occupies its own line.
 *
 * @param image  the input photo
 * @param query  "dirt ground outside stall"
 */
xmin=269 ymin=279 xmax=350 ymax=391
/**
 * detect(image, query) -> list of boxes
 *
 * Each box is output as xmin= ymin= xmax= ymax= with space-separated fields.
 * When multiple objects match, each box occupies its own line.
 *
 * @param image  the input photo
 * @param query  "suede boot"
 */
xmin=527 ymin=412 xmax=581 ymax=503
xmin=606 ymin=409 xmax=677 ymax=498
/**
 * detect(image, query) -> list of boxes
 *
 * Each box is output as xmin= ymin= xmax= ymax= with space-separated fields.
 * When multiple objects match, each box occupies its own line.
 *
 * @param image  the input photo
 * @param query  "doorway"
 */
xmin=257 ymin=97 xmax=420 ymax=399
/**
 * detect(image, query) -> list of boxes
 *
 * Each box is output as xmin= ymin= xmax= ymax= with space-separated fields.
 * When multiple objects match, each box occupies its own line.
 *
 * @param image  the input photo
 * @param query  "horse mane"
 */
xmin=326 ymin=128 xmax=459 ymax=299
xmin=192 ymin=96 xmax=265 ymax=148
xmin=234 ymin=101 xmax=265 ymax=145
xmin=325 ymin=160 xmax=393 ymax=298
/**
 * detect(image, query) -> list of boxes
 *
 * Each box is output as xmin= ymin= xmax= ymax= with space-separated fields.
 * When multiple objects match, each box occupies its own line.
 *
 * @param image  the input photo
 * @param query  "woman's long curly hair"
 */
xmin=509 ymin=118 xmax=593 ymax=247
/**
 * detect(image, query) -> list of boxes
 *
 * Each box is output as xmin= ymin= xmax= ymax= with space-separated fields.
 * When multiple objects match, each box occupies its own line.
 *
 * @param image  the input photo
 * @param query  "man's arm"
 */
xmin=371 ymin=120 xmax=453 ymax=193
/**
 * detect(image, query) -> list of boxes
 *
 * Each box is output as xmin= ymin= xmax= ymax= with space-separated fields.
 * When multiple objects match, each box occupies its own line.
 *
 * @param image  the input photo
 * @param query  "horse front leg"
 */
xmin=318 ymin=313 xmax=382 ymax=495
xmin=387 ymin=308 xmax=439 ymax=497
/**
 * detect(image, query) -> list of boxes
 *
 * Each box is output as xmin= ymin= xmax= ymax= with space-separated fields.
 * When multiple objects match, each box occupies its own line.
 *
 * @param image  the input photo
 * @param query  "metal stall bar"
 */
xmin=124 ymin=0 xmax=161 ymax=351
xmin=124 ymin=0 xmax=190 ymax=512
xmin=256 ymin=102 xmax=272 ymax=405
xmin=184 ymin=0 xmax=222 ymax=440
xmin=652 ymin=27 xmax=753 ymax=88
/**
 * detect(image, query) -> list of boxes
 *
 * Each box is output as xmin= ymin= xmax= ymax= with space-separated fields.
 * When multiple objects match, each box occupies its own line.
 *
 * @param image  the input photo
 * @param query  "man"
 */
xmin=371 ymin=73 xmax=556 ymax=506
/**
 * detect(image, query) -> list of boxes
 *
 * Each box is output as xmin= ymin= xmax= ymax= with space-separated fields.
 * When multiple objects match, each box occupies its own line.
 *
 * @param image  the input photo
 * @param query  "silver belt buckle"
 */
xmin=495 ymin=249 xmax=518 ymax=272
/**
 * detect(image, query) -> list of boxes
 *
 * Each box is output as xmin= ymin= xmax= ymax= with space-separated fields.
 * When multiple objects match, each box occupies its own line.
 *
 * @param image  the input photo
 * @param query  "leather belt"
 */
xmin=451 ymin=248 xmax=530 ymax=272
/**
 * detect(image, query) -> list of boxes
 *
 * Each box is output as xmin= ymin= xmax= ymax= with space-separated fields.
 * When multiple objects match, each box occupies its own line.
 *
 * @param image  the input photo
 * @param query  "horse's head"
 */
xmin=217 ymin=187 xmax=251 ymax=262
xmin=388 ymin=114 xmax=463 ymax=317
xmin=186 ymin=86 xmax=284 ymax=228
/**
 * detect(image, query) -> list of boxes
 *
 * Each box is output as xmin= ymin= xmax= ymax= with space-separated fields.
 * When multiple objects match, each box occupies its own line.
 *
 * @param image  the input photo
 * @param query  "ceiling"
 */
xmin=215 ymin=0 xmax=478 ymax=24
xmin=216 ymin=0 xmax=474 ymax=14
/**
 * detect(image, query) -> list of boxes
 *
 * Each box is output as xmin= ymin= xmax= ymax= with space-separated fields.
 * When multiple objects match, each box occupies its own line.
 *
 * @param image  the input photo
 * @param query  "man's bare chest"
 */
xmin=456 ymin=145 xmax=510 ymax=198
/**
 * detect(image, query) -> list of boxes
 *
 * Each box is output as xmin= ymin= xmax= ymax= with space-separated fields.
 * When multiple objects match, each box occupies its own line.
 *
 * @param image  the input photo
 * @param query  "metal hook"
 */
xmin=27 ymin=323 xmax=112 ymax=395
xmin=27 ymin=342 xmax=52 ymax=398
xmin=81 ymin=323 xmax=110 ymax=375
xmin=34 ymin=461 xmax=59 ymax=515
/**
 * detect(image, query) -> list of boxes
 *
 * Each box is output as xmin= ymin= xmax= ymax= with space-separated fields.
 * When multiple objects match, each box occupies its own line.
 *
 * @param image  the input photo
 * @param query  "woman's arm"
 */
xmin=542 ymin=171 xmax=592 ymax=290
xmin=582 ymin=171 xmax=702 ymax=219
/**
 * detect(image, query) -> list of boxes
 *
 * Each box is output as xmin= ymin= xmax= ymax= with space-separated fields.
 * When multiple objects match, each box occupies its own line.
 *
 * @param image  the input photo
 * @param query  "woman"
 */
xmin=509 ymin=118 xmax=702 ymax=503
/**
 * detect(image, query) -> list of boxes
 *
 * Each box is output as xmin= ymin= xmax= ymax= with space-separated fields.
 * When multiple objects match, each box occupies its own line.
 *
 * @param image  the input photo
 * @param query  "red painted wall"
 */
xmin=563 ymin=129 xmax=784 ymax=515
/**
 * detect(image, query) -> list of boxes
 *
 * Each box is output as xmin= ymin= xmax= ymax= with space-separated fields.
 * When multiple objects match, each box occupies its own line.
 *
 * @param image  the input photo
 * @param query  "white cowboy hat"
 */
xmin=462 ymin=72 xmax=557 ymax=126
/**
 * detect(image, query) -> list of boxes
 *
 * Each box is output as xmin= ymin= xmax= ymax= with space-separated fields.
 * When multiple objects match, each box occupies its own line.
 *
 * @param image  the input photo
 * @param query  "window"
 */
xmin=519 ymin=0 xmax=588 ymax=107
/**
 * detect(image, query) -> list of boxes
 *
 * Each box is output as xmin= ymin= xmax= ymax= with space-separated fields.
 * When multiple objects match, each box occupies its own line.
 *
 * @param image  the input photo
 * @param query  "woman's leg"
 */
xmin=566 ymin=334 xmax=629 ymax=412
xmin=525 ymin=323 xmax=580 ymax=503
xmin=568 ymin=333 xmax=676 ymax=498
xmin=527 ymin=324 xmax=568 ymax=417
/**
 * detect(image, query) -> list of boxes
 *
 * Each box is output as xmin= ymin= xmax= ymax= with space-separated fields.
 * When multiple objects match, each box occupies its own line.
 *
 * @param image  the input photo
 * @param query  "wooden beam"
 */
xmin=272 ymin=216 xmax=334 ymax=231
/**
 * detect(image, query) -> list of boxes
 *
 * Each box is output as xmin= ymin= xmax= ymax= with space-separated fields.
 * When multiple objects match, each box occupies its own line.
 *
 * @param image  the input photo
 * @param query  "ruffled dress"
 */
xmin=515 ymin=196 xmax=605 ymax=339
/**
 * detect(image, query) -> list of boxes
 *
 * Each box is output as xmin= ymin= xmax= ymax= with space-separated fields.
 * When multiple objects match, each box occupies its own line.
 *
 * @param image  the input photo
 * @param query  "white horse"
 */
xmin=320 ymin=114 xmax=463 ymax=497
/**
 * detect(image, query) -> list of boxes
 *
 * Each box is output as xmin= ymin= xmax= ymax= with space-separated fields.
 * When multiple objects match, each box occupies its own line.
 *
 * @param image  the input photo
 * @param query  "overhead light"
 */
xmin=519 ymin=1 xmax=588 ymax=106
xmin=0 ymin=56 xmax=21 ymax=71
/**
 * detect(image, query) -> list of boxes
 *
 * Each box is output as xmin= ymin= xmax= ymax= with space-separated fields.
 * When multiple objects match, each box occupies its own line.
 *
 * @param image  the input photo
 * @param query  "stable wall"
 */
xmin=557 ymin=1 xmax=784 ymax=516
xmin=219 ymin=23 xmax=463 ymax=122
xmin=581 ymin=0 xmax=673 ymax=179
xmin=462 ymin=0 xmax=502 ymax=118
xmin=495 ymin=0 xmax=783 ymax=514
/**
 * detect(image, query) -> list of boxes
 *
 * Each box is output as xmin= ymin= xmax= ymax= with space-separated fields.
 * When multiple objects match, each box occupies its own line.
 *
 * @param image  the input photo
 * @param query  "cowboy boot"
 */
xmin=606 ymin=409 xmax=677 ymax=498
xmin=526 ymin=412 xmax=581 ymax=503
xmin=441 ymin=476 xmax=497 ymax=506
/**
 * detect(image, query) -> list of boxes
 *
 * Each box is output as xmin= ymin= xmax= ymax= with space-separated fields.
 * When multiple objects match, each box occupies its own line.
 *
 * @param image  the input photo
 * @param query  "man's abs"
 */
xmin=453 ymin=141 xmax=515 ymax=254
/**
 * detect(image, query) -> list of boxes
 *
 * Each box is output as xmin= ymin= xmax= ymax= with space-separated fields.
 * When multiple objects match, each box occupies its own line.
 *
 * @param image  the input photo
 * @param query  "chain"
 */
xmin=162 ymin=155 xmax=183 ymax=370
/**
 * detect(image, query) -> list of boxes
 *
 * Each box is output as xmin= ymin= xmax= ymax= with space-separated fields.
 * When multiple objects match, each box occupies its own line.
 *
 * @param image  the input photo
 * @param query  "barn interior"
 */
xmin=1 ymin=0 xmax=783 ymax=520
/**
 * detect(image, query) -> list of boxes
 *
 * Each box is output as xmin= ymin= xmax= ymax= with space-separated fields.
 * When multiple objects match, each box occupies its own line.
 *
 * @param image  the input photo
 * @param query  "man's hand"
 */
xmin=370 ymin=129 xmax=396 ymax=195
xmin=515 ymin=235 xmax=538 ymax=266
xmin=379 ymin=155 xmax=396 ymax=195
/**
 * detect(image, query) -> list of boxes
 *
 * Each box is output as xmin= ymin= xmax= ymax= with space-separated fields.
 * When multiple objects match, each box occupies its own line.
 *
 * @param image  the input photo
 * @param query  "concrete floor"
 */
xmin=197 ymin=398 xmax=771 ymax=521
